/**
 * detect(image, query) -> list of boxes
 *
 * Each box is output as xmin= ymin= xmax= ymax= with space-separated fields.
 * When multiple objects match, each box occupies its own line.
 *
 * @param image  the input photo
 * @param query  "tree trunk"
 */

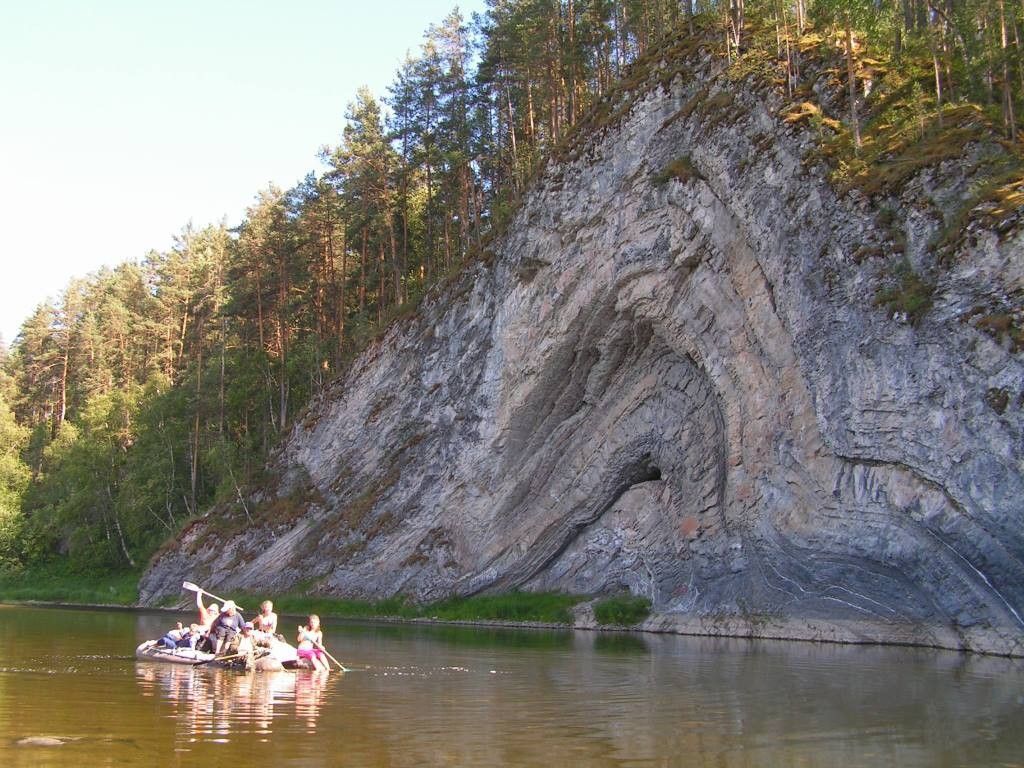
xmin=425 ymin=144 xmax=435 ymax=276
xmin=219 ymin=317 xmax=225 ymax=435
xmin=1000 ymin=0 xmax=1018 ymax=139
xmin=567 ymin=0 xmax=577 ymax=125
xmin=933 ymin=42 xmax=944 ymax=128
xmin=191 ymin=336 xmax=202 ymax=512
xmin=378 ymin=240 xmax=385 ymax=325
xmin=255 ymin=262 xmax=265 ymax=353
xmin=387 ymin=210 xmax=401 ymax=306
xmin=844 ymin=17 xmax=862 ymax=152
xmin=57 ymin=345 xmax=68 ymax=430
xmin=359 ymin=226 xmax=367 ymax=314
xmin=108 ymin=484 xmax=136 ymax=568
xmin=1012 ymin=7 xmax=1024 ymax=103
xmin=337 ymin=227 xmax=347 ymax=360
xmin=505 ymin=82 xmax=520 ymax=190
xmin=277 ymin=323 xmax=288 ymax=432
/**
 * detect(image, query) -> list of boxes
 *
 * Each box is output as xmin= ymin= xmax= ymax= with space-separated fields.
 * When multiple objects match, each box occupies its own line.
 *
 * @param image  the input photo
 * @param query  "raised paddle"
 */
xmin=182 ymin=581 xmax=243 ymax=611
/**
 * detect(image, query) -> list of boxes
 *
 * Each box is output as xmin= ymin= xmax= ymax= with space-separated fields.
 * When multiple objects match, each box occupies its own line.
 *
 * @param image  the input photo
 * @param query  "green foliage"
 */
xmin=0 ymin=564 xmax=139 ymax=605
xmin=424 ymin=592 xmax=580 ymax=623
xmin=965 ymin=306 xmax=1024 ymax=353
xmin=0 ymin=391 xmax=29 ymax=569
xmin=653 ymin=154 xmax=701 ymax=185
xmin=238 ymin=590 xmax=580 ymax=624
xmin=874 ymin=259 xmax=934 ymax=325
xmin=593 ymin=595 xmax=652 ymax=626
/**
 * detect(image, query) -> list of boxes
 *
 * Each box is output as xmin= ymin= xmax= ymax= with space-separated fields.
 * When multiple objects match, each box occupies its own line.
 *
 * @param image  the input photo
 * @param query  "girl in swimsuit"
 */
xmin=296 ymin=614 xmax=329 ymax=672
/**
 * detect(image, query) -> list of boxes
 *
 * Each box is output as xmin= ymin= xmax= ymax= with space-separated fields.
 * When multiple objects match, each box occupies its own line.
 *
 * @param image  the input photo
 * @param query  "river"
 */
xmin=0 ymin=604 xmax=1021 ymax=766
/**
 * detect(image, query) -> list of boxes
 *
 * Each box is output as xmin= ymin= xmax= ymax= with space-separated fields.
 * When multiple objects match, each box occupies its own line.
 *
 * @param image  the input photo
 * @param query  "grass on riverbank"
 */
xmin=593 ymin=595 xmax=652 ymax=626
xmin=0 ymin=570 xmax=593 ymax=628
xmin=0 ymin=565 xmax=139 ymax=605
xmin=239 ymin=590 xmax=582 ymax=625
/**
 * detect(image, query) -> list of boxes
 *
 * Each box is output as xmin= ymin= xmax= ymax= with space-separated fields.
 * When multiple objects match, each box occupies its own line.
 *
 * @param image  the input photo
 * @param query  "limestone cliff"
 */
xmin=140 ymin=50 xmax=1024 ymax=655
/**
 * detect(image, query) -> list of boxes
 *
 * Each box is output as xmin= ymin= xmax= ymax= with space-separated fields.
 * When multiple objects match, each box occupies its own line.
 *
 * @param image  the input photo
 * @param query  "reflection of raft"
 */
xmin=135 ymin=640 xmax=300 ymax=671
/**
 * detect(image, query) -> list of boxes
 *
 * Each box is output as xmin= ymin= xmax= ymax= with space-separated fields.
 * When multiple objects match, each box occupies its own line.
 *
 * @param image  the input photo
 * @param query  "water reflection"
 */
xmin=136 ymin=664 xmax=333 ymax=747
xmin=2 ymin=606 xmax=1023 ymax=767
xmin=591 ymin=632 xmax=650 ymax=654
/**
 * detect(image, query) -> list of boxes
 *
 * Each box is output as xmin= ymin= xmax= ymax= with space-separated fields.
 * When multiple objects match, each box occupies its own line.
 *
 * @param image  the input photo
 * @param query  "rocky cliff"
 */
xmin=140 ymin=48 xmax=1024 ymax=655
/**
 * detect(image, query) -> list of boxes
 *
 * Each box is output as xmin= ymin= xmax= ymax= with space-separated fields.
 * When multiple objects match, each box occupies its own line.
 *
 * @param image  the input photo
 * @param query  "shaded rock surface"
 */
xmin=141 ymin=53 xmax=1024 ymax=655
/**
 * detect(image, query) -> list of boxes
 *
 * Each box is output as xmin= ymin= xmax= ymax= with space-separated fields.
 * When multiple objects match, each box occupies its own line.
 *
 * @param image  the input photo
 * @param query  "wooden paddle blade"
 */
xmin=180 ymin=582 xmax=241 ymax=610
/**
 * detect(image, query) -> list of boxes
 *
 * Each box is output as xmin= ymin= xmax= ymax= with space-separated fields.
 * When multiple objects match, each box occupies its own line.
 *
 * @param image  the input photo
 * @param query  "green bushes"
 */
xmin=238 ymin=590 xmax=581 ymax=624
xmin=653 ymin=154 xmax=702 ymax=185
xmin=593 ymin=595 xmax=652 ymax=626
xmin=0 ymin=564 xmax=139 ymax=605
xmin=425 ymin=592 xmax=580 ymax=623
xmin=874 ymin=259 xmax=934 ymax=325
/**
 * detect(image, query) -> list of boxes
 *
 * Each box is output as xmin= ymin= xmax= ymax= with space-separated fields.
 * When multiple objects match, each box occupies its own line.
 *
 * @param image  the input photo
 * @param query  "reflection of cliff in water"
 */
xmin=135 ymin=664 xmax=333 ymax=745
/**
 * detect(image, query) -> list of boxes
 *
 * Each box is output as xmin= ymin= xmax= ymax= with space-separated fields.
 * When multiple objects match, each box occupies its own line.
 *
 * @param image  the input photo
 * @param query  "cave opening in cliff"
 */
xmin=633 ymin=455 xmax=662 ymax=484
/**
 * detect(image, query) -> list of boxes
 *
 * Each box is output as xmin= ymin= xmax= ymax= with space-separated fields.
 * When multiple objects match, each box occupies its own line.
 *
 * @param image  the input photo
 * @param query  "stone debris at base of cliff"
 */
xmin=141 ymin=51 xmax=1024 ymax=657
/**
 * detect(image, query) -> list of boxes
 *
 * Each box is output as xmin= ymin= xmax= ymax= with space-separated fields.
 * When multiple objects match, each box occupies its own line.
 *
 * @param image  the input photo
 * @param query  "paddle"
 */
xmin=195 ymin=652 xmax=246 ymax=667
xmin=182 ymin=581 xmax=243 ymax=611
xmin=317 ymin=643 xmax=349 ymax=673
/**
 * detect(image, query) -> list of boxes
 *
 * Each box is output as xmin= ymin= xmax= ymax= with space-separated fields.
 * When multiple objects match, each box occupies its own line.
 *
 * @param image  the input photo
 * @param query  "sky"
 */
xmin=0 ymin=0 xmax=487 ymax=345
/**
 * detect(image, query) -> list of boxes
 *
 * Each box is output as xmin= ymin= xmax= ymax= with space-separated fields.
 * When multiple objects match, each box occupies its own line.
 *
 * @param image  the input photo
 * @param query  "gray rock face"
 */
xmin=141 ymin=55 xmax=1024 ymax=655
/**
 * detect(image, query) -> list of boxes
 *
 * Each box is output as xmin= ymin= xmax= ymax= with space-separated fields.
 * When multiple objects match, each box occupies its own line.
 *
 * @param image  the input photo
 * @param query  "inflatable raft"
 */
xmin=135 ymin=639 xmax=301 ymax=671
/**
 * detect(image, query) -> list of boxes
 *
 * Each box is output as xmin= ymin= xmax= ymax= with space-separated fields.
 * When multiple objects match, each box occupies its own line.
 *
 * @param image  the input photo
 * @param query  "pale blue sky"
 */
xmin=0 ymin=0 xmax=486 ymax=344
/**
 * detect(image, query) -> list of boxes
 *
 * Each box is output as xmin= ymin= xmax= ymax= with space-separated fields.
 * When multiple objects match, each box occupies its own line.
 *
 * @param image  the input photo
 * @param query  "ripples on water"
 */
xmin=1 ymin=605 xmax=1023 ymax=767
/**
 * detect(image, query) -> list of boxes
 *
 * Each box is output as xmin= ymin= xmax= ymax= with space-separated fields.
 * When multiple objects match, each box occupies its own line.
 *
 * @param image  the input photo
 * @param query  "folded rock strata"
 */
xmin=141 ymin=52 xmax=1024 ymax=655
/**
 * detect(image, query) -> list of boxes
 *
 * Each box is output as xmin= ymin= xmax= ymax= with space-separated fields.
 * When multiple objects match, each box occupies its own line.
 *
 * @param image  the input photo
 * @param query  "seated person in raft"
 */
xmin=237 ymin=622 xmax=257 ymax=669
xmin=209 ymin=600 xmax=245 ymax=655
xmin=296 ymin=614 xmax=330 ymax=672
xmin=196 ymin=592 xmax=219 ymax=630
xmin=254 ymin=600 xmax=278 ymax=637
xmin=159 ymin=622 xmax=203 ymax=650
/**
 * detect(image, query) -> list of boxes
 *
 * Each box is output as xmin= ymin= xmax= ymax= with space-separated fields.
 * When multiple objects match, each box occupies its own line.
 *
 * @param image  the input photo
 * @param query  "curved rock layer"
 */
xmin=141 ymin=53 xmax=1024 ymax=655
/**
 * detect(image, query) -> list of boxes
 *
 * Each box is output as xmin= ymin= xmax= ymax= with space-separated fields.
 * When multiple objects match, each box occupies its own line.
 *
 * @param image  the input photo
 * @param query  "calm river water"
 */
xmin=0 ymin=604 xmax=1022 ymax=766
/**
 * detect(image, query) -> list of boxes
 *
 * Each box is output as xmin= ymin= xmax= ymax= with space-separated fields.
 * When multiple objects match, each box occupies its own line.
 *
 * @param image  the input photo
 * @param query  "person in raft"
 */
xmin=196 ymin=592 xmax=219 ymax=630
xmin=255 ymin=600 xmax=278 ymax=635
xmin=237 ymin=622 xmax=257 ymax=669
xmin=210 ymin=600 xmax=245 ymax=655
xmin=160 ymin=622 xmax=202 ymax=650
xmin=296 ymin=614 xmax=330 ymax=672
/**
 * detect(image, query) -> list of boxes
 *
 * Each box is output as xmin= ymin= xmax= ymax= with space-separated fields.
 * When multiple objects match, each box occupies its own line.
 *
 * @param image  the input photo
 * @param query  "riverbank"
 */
xmin=0 ymin=573 xmax=651 ymax=629
xmin=4 ymin=584 xmax=1022 ymax=657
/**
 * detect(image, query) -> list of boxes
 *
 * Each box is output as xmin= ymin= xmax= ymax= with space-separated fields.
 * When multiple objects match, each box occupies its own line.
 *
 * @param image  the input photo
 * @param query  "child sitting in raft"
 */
xmin=237 ymin=622 xmax=256 ymax=669
xmin=296 ymin=615 xmax=330 ymax=672
xmin=159 ymin=623 xmax=202 ymax=650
